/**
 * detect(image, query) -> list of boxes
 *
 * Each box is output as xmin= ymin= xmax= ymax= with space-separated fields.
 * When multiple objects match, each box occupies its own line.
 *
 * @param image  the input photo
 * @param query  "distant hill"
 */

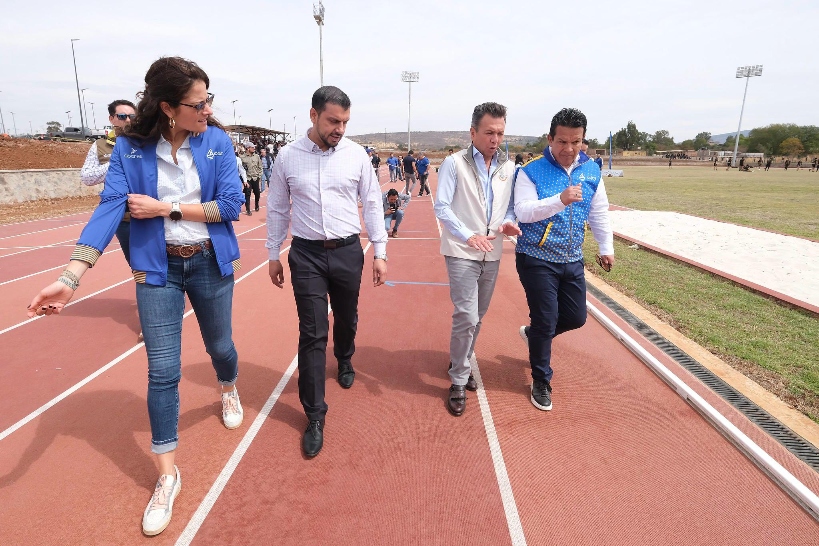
xmin=708 ymin=130 xmax=751 ymax=145
xmin=348 ymin=130 xmax=540 ymax=150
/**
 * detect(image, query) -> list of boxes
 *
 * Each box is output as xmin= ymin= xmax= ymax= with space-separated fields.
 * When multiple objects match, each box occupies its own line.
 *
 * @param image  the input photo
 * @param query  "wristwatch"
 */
xmin=169 ymin=202 xmax=183 ymax=221
xmin=374 ymin=254 xmax=388 ymax=262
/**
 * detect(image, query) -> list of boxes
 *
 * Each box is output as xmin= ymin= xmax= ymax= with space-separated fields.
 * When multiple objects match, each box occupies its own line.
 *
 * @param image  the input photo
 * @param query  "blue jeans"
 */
xmin=136 ymin=246 xmax=238 ymax=454
xmin=385 ymin=210 xmax=404 ymax=231
xmin=515 ymin=254 xmax=586 ymax=383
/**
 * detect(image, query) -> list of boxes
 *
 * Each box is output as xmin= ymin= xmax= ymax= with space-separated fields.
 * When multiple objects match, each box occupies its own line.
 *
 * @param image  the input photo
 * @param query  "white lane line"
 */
xmin=430 ymin=186 xmax=524 ymax=543
xmin=471 ymin=363 xmax=527 ymax=546
xmin=0 ymin=237 xmax=78 ymax=259
xmin=0 ymin=222 xmax=85 ymax=241
xmin=0 ymin=245 xmax=290 ymax=443
xmin=0 ymin=248 xmax=123 ymax=287
xmin=176 ymin=241 xmax=373 ymax=545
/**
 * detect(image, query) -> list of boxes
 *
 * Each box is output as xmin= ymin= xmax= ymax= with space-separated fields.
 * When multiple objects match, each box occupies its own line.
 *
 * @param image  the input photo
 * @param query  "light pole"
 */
xmin=89 ymin=101 xmax=97 ymax=129
xmin=10 ymin=111 xmax=17 ymax=135
xmin=66 ymin=111 xmax=71 ymax=127
xmin=70 ymin=39 xmax=86 ymax=133
xmin=293 ymin=116 xmax=297 ymax=140
xmin=231 ymin=100 xmax=238 ymax=126
xmin=731 ymin=64 xmax=763 ymax=167
xmin=80 ymin=88 xmax=89 ymax=130
xmin=401 ymin=71 xmax=419 ymax=152
xmin=0 ymin=91 xmax=6 ymax=134
xmin=29 ymin=121 xmax=33 ymax=135
xmin=268 ymin=108 xmax=273 ymax=129
xmin=313 ymin=1 xmax=325 ymax=86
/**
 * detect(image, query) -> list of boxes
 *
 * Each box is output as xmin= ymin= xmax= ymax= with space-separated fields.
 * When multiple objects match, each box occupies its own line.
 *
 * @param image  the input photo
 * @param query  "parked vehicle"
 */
xmin=49 ymin=127 xmax=102 ymax=142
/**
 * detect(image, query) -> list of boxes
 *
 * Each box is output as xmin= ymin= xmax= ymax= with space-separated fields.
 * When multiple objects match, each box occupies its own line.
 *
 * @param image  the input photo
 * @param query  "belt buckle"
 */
xmin=323 ymin=240 xmax=338 ymax=249
xmin=179 ymin=245 xmax=196 ymax=258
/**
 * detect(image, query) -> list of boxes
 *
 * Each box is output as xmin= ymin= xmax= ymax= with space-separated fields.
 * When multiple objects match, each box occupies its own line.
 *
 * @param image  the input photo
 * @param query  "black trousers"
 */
xmin=515 ymin=254 xmax=587 ymax=383
xmin=288 ymin=237 xmax=364 ymax=421
xmin=244 ymin=178 xmax=261 ymax=211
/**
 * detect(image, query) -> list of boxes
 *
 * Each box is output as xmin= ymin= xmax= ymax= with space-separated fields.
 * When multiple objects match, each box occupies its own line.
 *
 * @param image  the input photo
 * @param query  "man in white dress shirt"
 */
xmin=266 ymin=86 xmax=388 ymax=457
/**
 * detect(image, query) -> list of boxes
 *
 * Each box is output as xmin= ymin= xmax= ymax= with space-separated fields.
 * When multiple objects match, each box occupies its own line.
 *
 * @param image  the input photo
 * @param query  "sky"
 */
xmin=0 ymin=0 xmax=816 ymax=143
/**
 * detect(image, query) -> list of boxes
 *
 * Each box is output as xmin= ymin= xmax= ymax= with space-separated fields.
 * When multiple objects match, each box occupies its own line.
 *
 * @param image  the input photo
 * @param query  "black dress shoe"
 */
xmin=447 ymin=384 xmax=466 ymax=416
xmin=302 ymin=420 xmax=324 ymax=457
xmin=448 ymin=362 xmax=477 ymax=392
xmin=338 ymin=361 xmax=355 ymax=389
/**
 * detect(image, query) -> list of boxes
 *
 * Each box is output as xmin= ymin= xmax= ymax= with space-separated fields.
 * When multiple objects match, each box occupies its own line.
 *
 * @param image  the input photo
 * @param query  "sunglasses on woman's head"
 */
xmin=179 ymin=93 xmax=215 ymax=112
xmin=115 ymin=113 xmax=136 ymax=120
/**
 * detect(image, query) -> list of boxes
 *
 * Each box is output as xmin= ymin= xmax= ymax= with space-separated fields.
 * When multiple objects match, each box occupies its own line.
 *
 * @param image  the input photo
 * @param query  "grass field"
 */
xmin=583 ymin=227 xmax=819 ymax=423
xmin=604 ymin=166 xmax=819 ymax=239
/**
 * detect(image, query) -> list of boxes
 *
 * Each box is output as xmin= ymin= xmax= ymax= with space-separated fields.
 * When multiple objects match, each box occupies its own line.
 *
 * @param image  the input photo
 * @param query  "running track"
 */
xmin=0 ymin=168 xmax=817 ymax=545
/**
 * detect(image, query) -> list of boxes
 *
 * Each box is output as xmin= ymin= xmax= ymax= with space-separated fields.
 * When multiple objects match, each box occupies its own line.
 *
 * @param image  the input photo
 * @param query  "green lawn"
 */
xmin=604 ymin=166 xmax=819 ymax=239
xmin=583 ymin=236 xmax=819 ymax=422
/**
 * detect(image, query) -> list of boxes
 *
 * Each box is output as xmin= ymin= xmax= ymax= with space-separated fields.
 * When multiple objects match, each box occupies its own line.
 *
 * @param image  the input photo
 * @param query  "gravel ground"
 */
xmin=0 ymin=138 xmax=90 ymax=170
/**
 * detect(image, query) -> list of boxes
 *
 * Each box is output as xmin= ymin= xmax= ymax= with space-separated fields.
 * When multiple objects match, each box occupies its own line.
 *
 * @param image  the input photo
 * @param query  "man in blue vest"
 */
xmin=514 ymin=108 xmax=614 ymax=411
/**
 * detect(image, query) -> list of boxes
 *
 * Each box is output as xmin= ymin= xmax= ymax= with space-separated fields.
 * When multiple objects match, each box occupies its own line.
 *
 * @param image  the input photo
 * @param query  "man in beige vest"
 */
xmin=434 ymin=102 xmax=521 ymax=416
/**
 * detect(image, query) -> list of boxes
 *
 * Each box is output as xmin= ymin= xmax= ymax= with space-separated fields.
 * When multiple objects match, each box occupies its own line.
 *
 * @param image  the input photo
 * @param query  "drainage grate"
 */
xmin=587 ymin=283 xmax=819 ymax=473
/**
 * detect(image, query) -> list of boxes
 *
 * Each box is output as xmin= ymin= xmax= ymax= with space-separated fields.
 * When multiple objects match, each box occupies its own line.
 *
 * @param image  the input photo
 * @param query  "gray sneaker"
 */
xmin=531 ymin=380 xmax=552 ymax=411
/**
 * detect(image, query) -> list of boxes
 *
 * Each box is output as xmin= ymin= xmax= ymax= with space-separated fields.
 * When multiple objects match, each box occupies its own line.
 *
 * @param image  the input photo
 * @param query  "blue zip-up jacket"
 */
xmin=515 ymin=149 xmax=601 ymax=263
xmin=70 ymin=127 xmax=245 ymax=286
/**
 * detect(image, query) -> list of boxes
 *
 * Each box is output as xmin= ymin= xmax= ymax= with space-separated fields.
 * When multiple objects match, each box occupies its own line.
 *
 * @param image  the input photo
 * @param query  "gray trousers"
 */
xmin=445 ymin=256 xmax=501 ymax=385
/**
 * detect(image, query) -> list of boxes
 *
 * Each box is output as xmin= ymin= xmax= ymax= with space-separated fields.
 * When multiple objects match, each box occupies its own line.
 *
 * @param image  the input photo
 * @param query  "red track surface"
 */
xmin=1 ymin=168 xmax=817 ymax=545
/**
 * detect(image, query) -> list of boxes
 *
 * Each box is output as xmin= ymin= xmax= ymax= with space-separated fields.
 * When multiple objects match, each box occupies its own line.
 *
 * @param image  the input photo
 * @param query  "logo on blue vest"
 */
xmin=125 ymin=148 xmax=142 ymax=159
xmin=206 ymin=149 xmax=224 ymax=160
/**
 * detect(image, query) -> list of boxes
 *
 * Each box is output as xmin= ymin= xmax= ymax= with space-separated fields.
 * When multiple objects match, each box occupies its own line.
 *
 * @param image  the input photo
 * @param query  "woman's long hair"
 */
xmin=123 ymin=56 xmax=224 ymax=144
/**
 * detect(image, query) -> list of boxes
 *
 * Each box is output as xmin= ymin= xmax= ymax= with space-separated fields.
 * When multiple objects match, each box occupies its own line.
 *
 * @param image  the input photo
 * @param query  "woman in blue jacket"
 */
xmin=27 ymin=57 xmax=246 ymax=536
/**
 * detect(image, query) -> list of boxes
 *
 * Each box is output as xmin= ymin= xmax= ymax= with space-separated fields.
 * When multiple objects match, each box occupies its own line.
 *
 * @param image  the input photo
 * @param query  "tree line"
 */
xmin=513 ymin=122 xmax=818 ymax=157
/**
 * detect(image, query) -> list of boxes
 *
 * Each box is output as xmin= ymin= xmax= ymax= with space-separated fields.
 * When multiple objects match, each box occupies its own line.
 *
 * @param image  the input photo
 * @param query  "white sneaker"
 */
xmin=519 ymin=325 xmax=529 ymax=346
xmin=142 ymin=466 xmax=181 ymax=536
xmin=222 ymin=388 xmax=244 ymax=430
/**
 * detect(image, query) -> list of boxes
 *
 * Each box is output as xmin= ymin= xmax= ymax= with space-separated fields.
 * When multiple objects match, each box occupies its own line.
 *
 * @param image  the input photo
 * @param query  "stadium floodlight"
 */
xmin=313 ymin=1 xmax=325 ymax=86
xmin=268 ymin=108 xmax=274 ymax=129
xmin=231 ymin=100 xmax=239 ymax=126
xmin=401 ymin=71 xmax=419 ymax=152
xmin=731 ymin=64 xmax=763 ymax=167
xmin=9 ymin=111 xmax=17 ymax=136
xmin=66 ymin=110 xmax=71 ymax=126
xmin=70 ymin=40 xmax=86 ymax=135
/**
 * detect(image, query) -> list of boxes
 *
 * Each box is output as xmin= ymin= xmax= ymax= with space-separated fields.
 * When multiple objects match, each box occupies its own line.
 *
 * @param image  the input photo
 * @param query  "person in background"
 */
xmin=416 ymin=151 xmax=431 ymax=196
xmin=372 ymin=151 xmax=381 ymax=178
xmin=594 ymin=152 xmax=604 ymax=171
xmin=403 ymin=150 xmax=418 ymax=194
xmin=515 ymin=153 xmax=525 ymax=166
xmin=80 ymin=99 xmax=137 ymax=265
xmin=240 ymin=143 xmax=262 ymax=215
xmin=260 ymin=147 xmax=273 ymax=193
xmin=387 ymin=152 xmax=399 ymax=182
xmin=383 ymin=187 xmax=410 ymax=237
xmin=27 ymin=56 xmax=245 ymax=536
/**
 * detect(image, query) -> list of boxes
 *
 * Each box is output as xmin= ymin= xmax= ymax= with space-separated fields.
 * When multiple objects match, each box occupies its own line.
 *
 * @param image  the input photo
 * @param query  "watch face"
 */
xmin=169 ymin=206 xmax=182 ymax=221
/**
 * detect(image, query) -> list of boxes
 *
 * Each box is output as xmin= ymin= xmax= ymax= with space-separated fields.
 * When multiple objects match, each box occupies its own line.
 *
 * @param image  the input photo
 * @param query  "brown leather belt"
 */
xmin=166 ymin=240 xmax=212 ymax=258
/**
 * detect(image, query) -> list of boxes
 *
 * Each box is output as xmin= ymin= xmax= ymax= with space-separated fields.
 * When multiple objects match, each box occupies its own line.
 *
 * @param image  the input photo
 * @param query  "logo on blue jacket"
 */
xmin=206 ymin=149 xmax=224 ymax=160
xmin=125 ymin=148 xmax=143 ymax=159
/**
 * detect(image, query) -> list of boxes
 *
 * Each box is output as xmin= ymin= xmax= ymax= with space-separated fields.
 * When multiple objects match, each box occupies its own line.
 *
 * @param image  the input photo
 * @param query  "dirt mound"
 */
xmin=0 ymin=139 xmax=90 ymax=170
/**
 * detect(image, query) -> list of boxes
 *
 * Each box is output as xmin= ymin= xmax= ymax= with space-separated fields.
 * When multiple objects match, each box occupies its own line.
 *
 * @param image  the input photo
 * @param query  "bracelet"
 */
xmin=61 ymin=269 xmax=80 ymax=284
xmin=58 ymin=275 xmax=79 ymax=291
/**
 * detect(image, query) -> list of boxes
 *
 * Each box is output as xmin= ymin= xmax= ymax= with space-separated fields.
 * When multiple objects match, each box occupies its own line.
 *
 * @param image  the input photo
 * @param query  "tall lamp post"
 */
xmin=731 ymin=64 xmax=763 ymax=167
xmin=70 ymin=39 xmax=86 ymax=133
xmin=89 ymin=101 xmax=97 ymax=129
xmin=0 ymin=91 xmax=6 ymax=134
xmin=9 ymin=111 xmax=17 ymax=136
xmin=401 ymin=71 xmax=419 ymax=152
xmin=66 ymin=111 xmax=71 ymax=127
xmin=231 ymin=100 xmax=239 ymax=126
xmin=313 ymin=1 xmax=325 ymax=86
xmin=29 ymin=121 xmax=33 ymax=135
xmin=267 ymin=108 xmax=274 ymax=129
xmin=80 ymin=88 xmax=89 ymax=130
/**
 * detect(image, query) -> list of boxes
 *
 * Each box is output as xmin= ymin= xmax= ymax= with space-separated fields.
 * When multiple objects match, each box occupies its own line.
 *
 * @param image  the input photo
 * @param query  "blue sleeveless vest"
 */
xmin=516 ymin=150 xmax=601 ymax=263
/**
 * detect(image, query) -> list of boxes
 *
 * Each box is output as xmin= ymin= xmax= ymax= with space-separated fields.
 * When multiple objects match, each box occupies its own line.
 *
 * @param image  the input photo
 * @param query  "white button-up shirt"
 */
xmin=265 ymin=131 xmax=388 ymax=258
xmin=156 ymin=134 xmax=211 ymax=245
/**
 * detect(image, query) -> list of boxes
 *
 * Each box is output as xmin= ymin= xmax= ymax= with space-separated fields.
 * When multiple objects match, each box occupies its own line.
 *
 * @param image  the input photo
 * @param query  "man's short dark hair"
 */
xmin=471 ymin=102 xmax=507 ymax=130
xmin=407 ymin=150 xmax=414 ymax=155
xmin=387 ymin=188 xmax=399 ymax=197
xmin=108 ymin=99 xmax=136 ymax=116
xmin=549 ymin=108 xmax=587 ymax=137
xmin=312 ymin=85 xmax=351 ymax=114
xmin=582 ymin=138 xmax=589 ymax=145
